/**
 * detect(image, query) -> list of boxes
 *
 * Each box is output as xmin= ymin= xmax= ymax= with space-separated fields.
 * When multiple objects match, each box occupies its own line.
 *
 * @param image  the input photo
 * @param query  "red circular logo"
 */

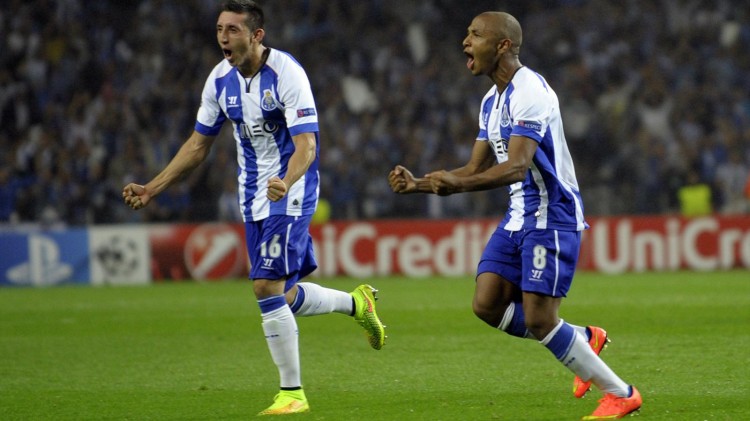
xmin=184 ymin=224 xmax=246 ymax=279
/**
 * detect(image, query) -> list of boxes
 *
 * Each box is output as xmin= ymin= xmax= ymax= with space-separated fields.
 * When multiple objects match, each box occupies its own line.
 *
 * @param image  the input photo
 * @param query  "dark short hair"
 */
xmin=221 ymin=0 xmax=264 ymax=31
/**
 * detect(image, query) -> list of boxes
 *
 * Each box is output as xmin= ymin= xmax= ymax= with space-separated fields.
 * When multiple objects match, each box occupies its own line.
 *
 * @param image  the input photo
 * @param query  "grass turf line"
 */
xmin=0 ymin=271 xmax=748 ymax=420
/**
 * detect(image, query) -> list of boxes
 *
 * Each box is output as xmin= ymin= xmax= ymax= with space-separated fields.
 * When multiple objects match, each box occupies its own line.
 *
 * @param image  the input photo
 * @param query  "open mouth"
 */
xmin=464 ymin=52 xmax=475 ymax=70
xmin=223 ymin=48 xmax=233 ymax=60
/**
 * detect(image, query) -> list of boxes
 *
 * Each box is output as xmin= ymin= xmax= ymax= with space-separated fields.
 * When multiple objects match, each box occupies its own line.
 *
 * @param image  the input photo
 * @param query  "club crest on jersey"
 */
xmin=500 ymin=104 xmax=511 ymax=127
xmin=261 ymin=89 xmax=278 ymax=111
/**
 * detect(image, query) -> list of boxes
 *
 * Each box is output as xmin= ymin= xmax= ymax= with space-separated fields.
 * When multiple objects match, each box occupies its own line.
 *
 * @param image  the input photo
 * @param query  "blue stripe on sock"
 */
xmin=507 ymin=302 xmax=528 ymax=338
xmin=545 ymin=322 xmax=576 ymax=361
xmin=289 ymin=285 xmax=306 ymax=313
xmin=258 ymin=295 xmax=287 ymax=314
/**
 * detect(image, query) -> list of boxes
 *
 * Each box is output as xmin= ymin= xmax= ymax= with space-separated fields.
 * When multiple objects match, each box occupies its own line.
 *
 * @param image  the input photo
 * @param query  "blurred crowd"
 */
xmin=1 ymin=0 xmax=749 ymax=226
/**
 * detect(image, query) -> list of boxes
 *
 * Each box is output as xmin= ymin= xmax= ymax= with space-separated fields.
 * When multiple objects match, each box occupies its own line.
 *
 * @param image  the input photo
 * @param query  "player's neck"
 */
xmin=492 ymin=58 xmax=523 ymax=93
xmin=239 ymin=46 xmax=269 ymax=78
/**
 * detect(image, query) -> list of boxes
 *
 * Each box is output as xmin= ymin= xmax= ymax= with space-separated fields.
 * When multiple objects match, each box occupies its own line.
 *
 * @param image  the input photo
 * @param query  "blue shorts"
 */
xmin=477 ymin=228 xmax=581 ymax=297
xmin=245 ymin=215 xmax=318 ymax=292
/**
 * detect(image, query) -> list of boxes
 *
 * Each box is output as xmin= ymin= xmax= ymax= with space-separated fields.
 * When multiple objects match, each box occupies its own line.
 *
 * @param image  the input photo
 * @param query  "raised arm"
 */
xmin=122 ymin=130 xmax=216 ymax=210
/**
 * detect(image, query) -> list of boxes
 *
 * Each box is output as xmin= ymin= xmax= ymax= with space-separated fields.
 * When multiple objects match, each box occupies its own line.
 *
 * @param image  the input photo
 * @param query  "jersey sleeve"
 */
xmin=510 ymin=80 xmax=551 ymax=143
xmin=277 ymin=60 xmax=319 ymax=136
xmin=194 ymin=67 xmax=226 ymax=136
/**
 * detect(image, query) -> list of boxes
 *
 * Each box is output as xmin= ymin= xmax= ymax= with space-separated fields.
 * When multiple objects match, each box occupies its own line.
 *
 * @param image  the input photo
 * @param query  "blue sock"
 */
xmin=289 ymin=285 xmax=306 ymax=313
xmin=499 ymin=302 xmax=533 ymax=339
xmin=258 ymin=295 xmax=287 ymax=314
xmin=541 ymin=320 xmax=576 ymax=361
xmin=508 ymin=302 xmax=530 ymax=338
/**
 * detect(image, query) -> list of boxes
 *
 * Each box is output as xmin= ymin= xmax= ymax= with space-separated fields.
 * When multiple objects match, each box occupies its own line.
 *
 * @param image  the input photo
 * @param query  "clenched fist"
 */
xmin=267 ymin=176 xmax=287 ymax=202
xmin=122 ymin=183 xmax=151 ymax=210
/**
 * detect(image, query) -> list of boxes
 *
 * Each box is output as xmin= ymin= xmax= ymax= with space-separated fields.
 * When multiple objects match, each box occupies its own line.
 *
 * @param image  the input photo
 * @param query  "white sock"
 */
xmin=261 ymin=303 xmax=301 ymax=388
xmin=541 ymin=320 xmax=630 ymax=396
xmin=290 ymin=282 xmax=354 ymax=316
xmin=573 ymin=324 xmax=587 ymax=337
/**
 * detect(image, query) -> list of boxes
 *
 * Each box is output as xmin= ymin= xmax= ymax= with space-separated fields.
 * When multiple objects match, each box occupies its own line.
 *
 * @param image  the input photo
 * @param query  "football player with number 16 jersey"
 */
xmin=123 ymin=1 xmax=386 ymax=416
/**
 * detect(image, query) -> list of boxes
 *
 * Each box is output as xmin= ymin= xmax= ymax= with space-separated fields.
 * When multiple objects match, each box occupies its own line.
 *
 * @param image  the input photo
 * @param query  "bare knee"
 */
xmin=253 ymin=278 xmax=287 ymax=300
xmin=472 ymin=296 xmax=507 ymax=327
xmin=473 ymin=273 xmax=519 ymax=328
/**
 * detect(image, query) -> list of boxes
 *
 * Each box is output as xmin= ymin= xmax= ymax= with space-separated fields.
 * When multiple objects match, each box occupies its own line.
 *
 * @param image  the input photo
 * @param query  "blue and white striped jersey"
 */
xmin=477 ymin=66 xmax=587 ymax=232
xmin=195 ymin=49 xmax=320 ymax=222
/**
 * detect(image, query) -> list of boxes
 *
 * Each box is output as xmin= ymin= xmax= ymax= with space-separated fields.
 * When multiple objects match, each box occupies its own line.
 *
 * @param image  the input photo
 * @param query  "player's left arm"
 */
xmin=427 ymin=135 xmax=537 ymax=195
xmin=267 ymin=132 xmax=316 ymax=202
xmin=268 ymin=58 xmax=319 ymax=202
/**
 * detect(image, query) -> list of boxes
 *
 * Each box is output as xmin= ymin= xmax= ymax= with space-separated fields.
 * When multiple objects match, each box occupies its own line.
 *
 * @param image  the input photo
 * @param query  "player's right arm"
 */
xmin=448 ymin=140 xmax=495 ymax=177
xmin=124 ymin=63 xmax=225 ymax=211
xmin=123 ymin=131 xmax=216 ymax=210
xmin=388 ymin=139 xmax=494 ymax=194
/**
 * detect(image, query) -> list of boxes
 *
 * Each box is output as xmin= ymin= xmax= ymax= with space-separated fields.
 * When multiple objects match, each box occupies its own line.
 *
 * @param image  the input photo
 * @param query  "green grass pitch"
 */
xmin=1 ymin=271 xmax=748 ymax=420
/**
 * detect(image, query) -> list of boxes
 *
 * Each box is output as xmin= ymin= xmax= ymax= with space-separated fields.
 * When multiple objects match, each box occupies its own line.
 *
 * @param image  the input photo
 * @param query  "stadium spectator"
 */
xmin=388 ymin=11 xmax=641 ymax=420
xmin=0 ymin=166 xmax=21 ymax=222
xmin=120 ymin=1 xmax=386 ymax=415
xmin=0 ymin=0 xmax=748 ymax=224
xmin=714 ymin=149 xmax=748 ymax=214
xmin=678 ymin=168 xmax=714 ymax=217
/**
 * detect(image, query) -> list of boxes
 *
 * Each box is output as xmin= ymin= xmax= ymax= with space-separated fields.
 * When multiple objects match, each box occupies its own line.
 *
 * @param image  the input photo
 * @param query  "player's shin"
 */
xmin=259 ymin=295 xmax=301 ymax=388
xmin=290 ymin=282 xmax=354 ymax=316
xmin=541 ymin=320 xmax=629 ymax=396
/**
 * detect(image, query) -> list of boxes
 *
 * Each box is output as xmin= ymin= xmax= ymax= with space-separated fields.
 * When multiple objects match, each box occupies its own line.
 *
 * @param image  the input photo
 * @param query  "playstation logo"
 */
xmin=6 ymin=234 xmax=73 ymax=286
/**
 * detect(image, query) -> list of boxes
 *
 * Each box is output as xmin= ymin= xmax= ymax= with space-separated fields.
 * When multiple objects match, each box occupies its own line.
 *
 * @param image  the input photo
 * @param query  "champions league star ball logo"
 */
xmin=95 ymin=235 xmax=140 ymax=279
